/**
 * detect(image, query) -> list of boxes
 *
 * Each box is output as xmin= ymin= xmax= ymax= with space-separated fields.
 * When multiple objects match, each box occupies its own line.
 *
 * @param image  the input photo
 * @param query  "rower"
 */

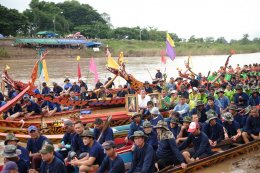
xmin=125 ymin=113 xmax=143 ymax=143
xmin=190 ymin=101 xmax=207 ymax=123
xmin=63 ymin=78 xmax=72 ymax=93
xmin=96 ymin=141 xmax=125 ymax=173
xmin=178 ymin=85 xmax=189 ymax=99
xmin=143 ymin=81 xmax=153 ymax=93
xmin=86 ymin=88 xmax=98 ymax=101
xmin=197 ymin=88 xmax=208 ymax=104
xmin=178 ymin=122 xmax=213 ymax=163
xmin=166 ymin=77 xmax=176 ymax=91
xmin=95 ymin=79 xmax=103 ymax=90
xmin=216 ymin=88 xmax=230 ymax=111
xmin=105 ymin=77 xmax=115 ymax=89
xmin=41 ymin=94 xmax=61 ymax=116
xmin=142 ymin=120 xmax=158 ymax=151
xmin=32 ymin=144 xmax=66 ymax=173
xmin=173 ymin=95 xmax=190 ymax=118
xmin=71 ymin=81 xmax=80 ymax=93
xmin=52 ymin=82 xmax=63 ymax=96
xmin=150 ymin=107 xmax=163 ymax=126
xmin=176 ymin=116 xmax=191 ymax=144
xmin=155 ymin=68 xmax=163 ymax=82
xmin=26 ymin=125 xmax=49 ymax=170
xmin=205 ymin=96 xmax=221 ymax=117
xmin=242 ymin=106 xmax=260 ymax=144
xmin=58 ymin=119 xmax=76 ymax=158
xmin=202 ymin=113 xmax=224 ymax=147
xmin=23 ymin=97 xmax=42 ymax=118
xmin=4 ymin=133 xmax=30 ymax=167
xmin=154 ymin=120 xmax=187 ymax=170
xmin=249 ymin=87 xmax=260 ymax=106
xmin=156 ymin=79 xmax=165 ymax=93
xmin=2 ymin=161 xmax=18 ymax=173
xmin=41 ymin=82 xmax=50 ymax=95
xmin=228 ymin=105 xmax=244 ymax=129
xmin=169 ymin=118 xmax=181 ymax=139
xmin=128 ymin=131 xmax=156 ymax=173
xmin=233 ymin=84 xmax=249 ymax=108
xmin=70 ymin=130 xmax=105 ymax=172
xmin=161 ymin=89 xmax=171 ymax=111
xmin=6 ymin=101 xmax=23 ymax=120
xmin=3 ymin=145 xmax=28 ymax=173
xmin=93 ymin=118 xmax=114 ymax=144
xmin=222 ymin=112 xmax=241 ymax=142
xmin=71 ymin=121 xmax=88 ymax=156
xmin=116 ymin=85 xmax=128 ymax=97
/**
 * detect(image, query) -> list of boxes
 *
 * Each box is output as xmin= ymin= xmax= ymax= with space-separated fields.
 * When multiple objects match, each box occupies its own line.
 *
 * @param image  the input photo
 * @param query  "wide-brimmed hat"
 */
xmin=130 ymin=131 xmax=148 ymax=141
xmin=131 ymin=112 xmax=142 ymax=120
xmin=206 ymin=113 xmax=217 ymax=123
xmin=154 ymin=120 xmax=169 ymax=130
xmin=142 ymin=120 xmax=153 ymax=128
xmin=170 ymin=118 xmax=179 ymax=124
xmin=216 ymin=88 xmax=224 ymax=94
xmin=196 ymin=100 xmax=204 ymax=107
xmin=4 ymin=133 xmax=19 ymax=145
xmin=150 ymin=107 xmax=160 ymax=115
xmin=235 ymin=85 xmax=243 ymax=90
xmin=64 ymin=78 xmax=70 ymax=82
xmin=2 ymin=145 xmax=21 ymax=158
xmin=40 ymin=144 xmax=54 ymax=154
xmin=80 ymin=130 xmax=94 ymax=138
xmin=222 ymin=112 xmax=234 ymax=122
xmin=228 ymin=105 xmax=239 ymax=111
xmin=183 ymin=116 xmax=192 ymax=123
xmin=144 ymin=81 xmax=150 ymax=84
xmin=102 ymin=141 xmax=116 ymax=149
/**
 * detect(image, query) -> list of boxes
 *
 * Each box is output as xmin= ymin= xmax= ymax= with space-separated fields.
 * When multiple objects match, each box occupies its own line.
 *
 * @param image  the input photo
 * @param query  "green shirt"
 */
xmin=161 ymin=96 xmax=171 ymax=109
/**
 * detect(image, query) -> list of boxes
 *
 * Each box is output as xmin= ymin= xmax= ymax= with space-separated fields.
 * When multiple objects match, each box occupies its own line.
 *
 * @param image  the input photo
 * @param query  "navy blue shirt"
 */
xmin=8 ymin=104 xmax=22 ymax=115
xmin=233 ymin=113 xmax=244 ymax=129
xmin=26 ymin=135 xmax=48 ymax=153
xmin=88 ymin=140 xmax=106 ymax=165
xmin=156 ymin=138 xmax=184 ymax=163
xmin=128 ymin=143 xmax=155 ymax=173
xmin=223 ymin=121 xmax=240 ymax=137
xmin=178 ymin=132 xmax=213 ymax=158
xmin=17 ymin=158 xmax=28 ymax=173
xmin=127 ymin=121 xmax=143 ymax=138
xmin=244 ymin=116 xmax=260 ymax=135
xmin=97 ymin=155 xmax=125 ymax=173
xmin=17 ymin=145 xmax=30 ymax=167
xmin=191 ymin=107 xmax=207 ymax=123
xmin=249 ymin=95 xmax=260 ymax=106
xmin=145 ymin=130 xmax=158 ymax=151
xmin=202 ymin=122 xmax=224 ymax=143
xmin=61 ymin=132 xmax=76 ymax=145
xmin=53 ymin=85 xmax=63 ymax=96
xmin=71 ymin=84 xmax=80 ymax=93
xmin=71 ymin=133 xmax=88 ymax=155
xmin=26 ymin=101 xmax=41 ymax=114
xmin=40 ymin=156 xmax=66 ymax=173
xmin=233 ymin=92 xmax=249 ymax=107
xmin=169 ymin=126 xmax=180 ymax=139
xmin=41 ymin=101 xmax=61 ymax=112
xmin=205 ymin=105 xmax=221 ymax=117
xmin=42 ymin=87 xmax=50 ymax=95
xmin=94 ymin=127 xmax=114 ymax=144
xmin=150 ymin=114 xmax=164 ymax=126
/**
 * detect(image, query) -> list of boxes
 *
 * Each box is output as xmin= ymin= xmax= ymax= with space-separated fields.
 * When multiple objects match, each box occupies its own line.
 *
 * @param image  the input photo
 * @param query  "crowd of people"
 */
xmin=1 ymin=63 xmax=260 ymax=173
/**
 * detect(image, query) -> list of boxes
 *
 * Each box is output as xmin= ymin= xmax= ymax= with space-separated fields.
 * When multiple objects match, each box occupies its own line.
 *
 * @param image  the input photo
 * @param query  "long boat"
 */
xmin=158 ymin=139 xmax=260 ymax=173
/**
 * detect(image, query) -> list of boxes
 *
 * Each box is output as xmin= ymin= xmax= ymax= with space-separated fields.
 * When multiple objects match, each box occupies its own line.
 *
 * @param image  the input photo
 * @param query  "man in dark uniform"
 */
xmin=142 ymin=120 xmax=158 ymax=151
xmin=93 ymin=118 xmax=114 ymax=144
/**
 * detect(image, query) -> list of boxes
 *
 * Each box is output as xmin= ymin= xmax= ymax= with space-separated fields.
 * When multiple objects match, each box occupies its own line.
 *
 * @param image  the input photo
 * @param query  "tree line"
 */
xmin=0 ymin=0 xmax=259 ymax=44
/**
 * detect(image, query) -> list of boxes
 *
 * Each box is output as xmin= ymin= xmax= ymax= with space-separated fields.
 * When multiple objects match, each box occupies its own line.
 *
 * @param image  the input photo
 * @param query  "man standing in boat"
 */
xmin=96 ymin=141 xmax=125 ymax=173
xmin=128 ymin=131 xmax=156 ymax=173
xmin=178 ymin=122 xmax=213 ymax=163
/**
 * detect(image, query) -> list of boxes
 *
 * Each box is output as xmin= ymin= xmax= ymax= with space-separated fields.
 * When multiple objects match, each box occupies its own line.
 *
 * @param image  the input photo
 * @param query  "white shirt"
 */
xmin=138 ymin=95 xmax=151 ymax=108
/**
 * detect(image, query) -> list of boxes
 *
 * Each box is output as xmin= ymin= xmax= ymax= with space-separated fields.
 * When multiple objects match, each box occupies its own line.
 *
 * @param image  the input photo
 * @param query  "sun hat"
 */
xmin=2 ymin=145 xmax=21 ymax=158
xmin=206 ymin=113 xmax=217 ymax=123
xmin=4 ymin=133 xmax=19 ymax=145
xmin=150 ymin=107 xmax=160 ymax=115
xmin=40 ymin=144 xmax=54 ymax=154
xmin=183 ymin=116 xmax=192 ymax=123
xmin=130 ymin=131 xmax=148 ymax=141
xmin=131 ymin=112 xmax=142 ymax=120
xmin=142 ymin=120 xmax=153 ymax=128
xmin=154 ymin=120 xmax=169 ymax=131
xmin=222 ymin=112 xmax=234 ymax=122
xmin=80 ymin=130 xmax=94 ymax=138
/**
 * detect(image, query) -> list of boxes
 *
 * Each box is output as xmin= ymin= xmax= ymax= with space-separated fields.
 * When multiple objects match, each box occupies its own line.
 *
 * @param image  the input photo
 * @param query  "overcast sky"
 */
xmin=1 ymin=0 xmax=259 ymax=41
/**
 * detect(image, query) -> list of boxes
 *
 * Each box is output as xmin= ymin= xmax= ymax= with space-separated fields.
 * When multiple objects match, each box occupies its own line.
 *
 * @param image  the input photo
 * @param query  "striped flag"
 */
xmin=166 ymin=33 xmax=176 ymax=60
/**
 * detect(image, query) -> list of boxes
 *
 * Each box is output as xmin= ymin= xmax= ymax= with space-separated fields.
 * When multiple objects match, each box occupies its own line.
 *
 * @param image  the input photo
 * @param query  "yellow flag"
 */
xmin=42 ymin=59 xmax=49 ymax=83
xmin=77 ymin=56 xmax=80 ymax=61
xmin=107 ymin=57 xmax=119 ymax=70
xmin=166 ymin=33 xmax=175 ymax=47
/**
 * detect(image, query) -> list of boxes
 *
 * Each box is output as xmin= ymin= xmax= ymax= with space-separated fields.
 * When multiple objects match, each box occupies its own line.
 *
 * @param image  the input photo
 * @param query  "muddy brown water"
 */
xmin=0 ymin=52 xmax=260 ymax=170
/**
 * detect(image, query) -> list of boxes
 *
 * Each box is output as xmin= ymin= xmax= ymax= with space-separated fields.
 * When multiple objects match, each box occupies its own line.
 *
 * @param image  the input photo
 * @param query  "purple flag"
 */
xmin=166 ymin=40 xmax=176 ymax=60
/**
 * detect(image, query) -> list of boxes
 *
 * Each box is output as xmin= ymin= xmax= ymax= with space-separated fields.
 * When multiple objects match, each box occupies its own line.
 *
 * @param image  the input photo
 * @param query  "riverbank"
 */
xmin=0 ymin=39 xmax=260 ymax=59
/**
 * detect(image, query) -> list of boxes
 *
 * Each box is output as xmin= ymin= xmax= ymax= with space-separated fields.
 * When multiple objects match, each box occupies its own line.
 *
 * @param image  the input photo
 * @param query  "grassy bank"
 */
xmin=1 ymin=39 xmax=260 ymax=59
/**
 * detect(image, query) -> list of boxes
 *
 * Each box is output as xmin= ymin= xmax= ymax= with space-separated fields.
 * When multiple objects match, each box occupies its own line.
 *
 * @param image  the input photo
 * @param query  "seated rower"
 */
xmin=169 ymin=118 xmax=181 ymax=139
xmin=173 ymin=95 xmax=190 ymax=118
xmin=24 ymin=97 xmax=42 ymax=118
xmin=71 ymin=121 xmax=88 ymax=156
xmin=176 ymin=116 xmax=191 ymax=144
xmin=70 ymin=130 xmax=105 ymax=172
xmin=93 ymin=118 xmax=114 ymax=144
xmin=41 ymin=97 xmax=61 ymax=117
xmin=5 ymin=133 xmax=30 ymax=167
xmin=242 ymin=107 xmax=260 ymax=144
xmin=160 ymin=89 xmax=171 ymax=111
xmin=97 ymin=141 xmax=125 ymax=173
xmin=150 ymin=107 xmax=164 ymax=126
xmin=222 ymin=112 xmax=241 ymax=142
xmin=128 ymin=131 xmax=156 ymax=173
xmin=6 ymin=102 xmax=23 ymax=120
xmin=178 ymin=122 xmax=213 ymax=163
xmin=202 ymin=113 xmax=224 ymax=147
xmin=86 ymin=89 xmax=98 ymax=101
xmin=116 ymin=85 xmax=128 ymax=97
xmin=154 ymin=120 xmax=187 ymax=170
xmin=125 ymin=113 xmax=143 ymax=143
xmin=142 ymin=120 xmax=158 ymax=151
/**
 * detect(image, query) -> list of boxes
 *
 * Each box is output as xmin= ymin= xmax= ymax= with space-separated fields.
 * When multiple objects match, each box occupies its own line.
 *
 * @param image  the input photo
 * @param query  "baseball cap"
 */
xmin=1 ymin=161 xmax=18 ymax=173
xmin=40 ymin=144 xmax=54 ymax=154
xmin=188 ymin=122 xmax=199 ymax=133
xmin=28 ymin=125 xmax=38 ymax=133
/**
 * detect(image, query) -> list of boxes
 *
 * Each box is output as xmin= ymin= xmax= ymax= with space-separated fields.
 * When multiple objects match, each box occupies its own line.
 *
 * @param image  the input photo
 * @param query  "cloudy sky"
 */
xmin=1 ymin=0 xmax=259 ymax=41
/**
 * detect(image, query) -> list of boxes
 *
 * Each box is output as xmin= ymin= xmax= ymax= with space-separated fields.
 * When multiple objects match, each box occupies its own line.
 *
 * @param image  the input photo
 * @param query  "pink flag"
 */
xmin=89 ymin=57 xmax=99 ymax=83
xmin=161 ymin=50 xmax=166 ymax=64
xmin=77 ymin=62 xmax=82 ymax=81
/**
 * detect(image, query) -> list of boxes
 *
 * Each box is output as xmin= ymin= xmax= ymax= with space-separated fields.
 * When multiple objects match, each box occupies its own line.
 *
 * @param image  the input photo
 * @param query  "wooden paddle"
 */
xmin=97 ymin=115 xmax=112 ymax=143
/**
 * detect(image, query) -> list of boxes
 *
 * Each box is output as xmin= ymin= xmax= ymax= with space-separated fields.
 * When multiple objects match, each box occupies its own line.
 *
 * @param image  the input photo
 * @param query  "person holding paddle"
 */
xmin=93 ymin=118 xmax=114 ymax=144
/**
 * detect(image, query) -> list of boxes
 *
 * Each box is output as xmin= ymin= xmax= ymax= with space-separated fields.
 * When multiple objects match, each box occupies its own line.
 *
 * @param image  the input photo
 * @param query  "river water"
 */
xmin=0 ymin=52 xmax=260 ymax=171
